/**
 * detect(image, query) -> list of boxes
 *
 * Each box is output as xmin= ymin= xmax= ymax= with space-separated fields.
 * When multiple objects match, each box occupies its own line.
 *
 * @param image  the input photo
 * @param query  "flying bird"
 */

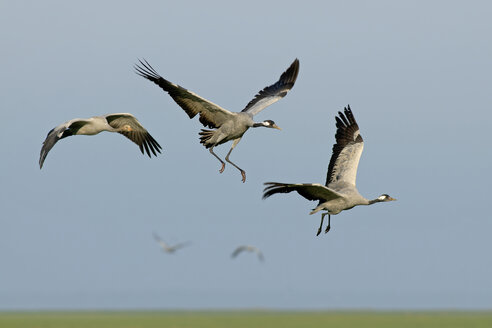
xmin=135 ymin=58 xmax=299 ymax=182
xmin=39 ymin=113 xmax=161 ymax=168
xmin=153 ymin=232 xmax=190 ymax=254
xmin=263 ymin=105 xmax=396 ymax=235
xmin=231 ymin=245 xmax=264 ymax=262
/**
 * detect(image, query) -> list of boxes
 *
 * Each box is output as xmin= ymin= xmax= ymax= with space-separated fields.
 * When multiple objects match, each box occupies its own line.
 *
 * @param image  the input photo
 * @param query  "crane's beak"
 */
xmin=388 ymin=197 xmax=397 ymax=201
xmin=272 ymin=124 xmax=282 ymax=130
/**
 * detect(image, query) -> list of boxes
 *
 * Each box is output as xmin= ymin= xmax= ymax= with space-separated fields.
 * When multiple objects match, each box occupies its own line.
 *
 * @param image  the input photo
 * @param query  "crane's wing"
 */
xmin=39 ymin=119 xmax=90 ymax=169
xmin=105 ymin=113 xmax=162 ymax=157
xmin=325 ymin=105 xmax=364 ymax=187
xmin=231 ymin=246 xmax=247 ymax=258
xmin=135 ymin=59 xmax=235 ymax=129
xmin=254 ymin=248 xmax=265 ymax=262
xmin=241 ymin=58 xmax=299 ymax=116
xmin=153 ymin=232 xmax=170 ymax=249
xmin=263 ymin=182 xmax=343 ymax=202
xmin=170 ymin=241 xmax=191 ymax=251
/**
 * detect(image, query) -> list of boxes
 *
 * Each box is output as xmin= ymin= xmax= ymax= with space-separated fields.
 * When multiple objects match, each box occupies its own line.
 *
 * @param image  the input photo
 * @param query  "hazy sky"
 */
xmin=1 ymin=1 xmax=491 ymax=310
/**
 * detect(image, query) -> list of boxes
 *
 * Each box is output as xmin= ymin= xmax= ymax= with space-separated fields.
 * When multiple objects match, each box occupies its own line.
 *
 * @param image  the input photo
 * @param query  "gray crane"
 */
xmin=153 ymin=232 xmax=190 ymax=254
xmin=135 ymin=58 xmax=299 ymax=182
xmin=39 ymin=113 xmax=161 ymax=168
xmin=263 ymin=105 xmax=396 ymax=235
xmin=231 ymin=245 xmax=264 ymax=262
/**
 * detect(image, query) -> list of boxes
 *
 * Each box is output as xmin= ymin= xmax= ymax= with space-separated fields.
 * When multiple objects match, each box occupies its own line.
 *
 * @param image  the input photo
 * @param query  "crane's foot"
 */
xmin=324 ymin=225 xmax=331 ymax=233
xmin=240 ymin=170 xmax=246 ymax=183
xmin=219 ymin=162 xmax=225 ymax=174
xmin=316 ymin=227 xmax=322 ymax=236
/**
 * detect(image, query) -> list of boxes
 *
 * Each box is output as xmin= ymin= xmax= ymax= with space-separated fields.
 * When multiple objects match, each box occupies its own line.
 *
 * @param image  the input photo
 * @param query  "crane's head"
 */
xmin=377 ymin=194 xmax=396 ymax=202
xmin=260 ymin=120 xmax=281 ymax=130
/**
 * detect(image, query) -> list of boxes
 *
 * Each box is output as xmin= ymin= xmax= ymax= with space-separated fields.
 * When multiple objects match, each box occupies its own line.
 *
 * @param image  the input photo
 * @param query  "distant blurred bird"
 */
xmin=153 ymin=232 xmax=190 ymax=254
xmin=39 ymin=113 xmax=161 ymax=168
xmin=231 ymin=245 xmax=264 ymax=262
xmin=263 ymin=105 xmax=396 ymax=235
xmin=135 ymin=58 xmax=299 ymax=182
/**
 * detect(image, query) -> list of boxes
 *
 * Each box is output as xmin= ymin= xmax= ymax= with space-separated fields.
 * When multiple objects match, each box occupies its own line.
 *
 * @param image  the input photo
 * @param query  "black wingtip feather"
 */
xmin=134 ymin=58 xmax=162 ymax=82
xmin=147 ymin=134 xmax=162 ymax=154
xmin=262 ymin=182 xmax=290 ymax=199
xmin=147 ymin=139 xmax=157 ymax=157
xmin=278 ymin=58 xmax=300 ymax=85
xmin=241 ymin=58 xmax=300 ymax=114
xmin=142 ymin=140 xmax=151 ymax=158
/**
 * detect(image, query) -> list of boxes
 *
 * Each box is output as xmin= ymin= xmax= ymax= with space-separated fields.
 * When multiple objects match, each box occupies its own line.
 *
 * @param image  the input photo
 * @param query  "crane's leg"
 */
xmin=225 ymin=138 xmax=246 ymax=183
xmin=209 ymin=147 xmax=226 ymax=173
xmin=324 ymin=214 xmax=331 ymax=233
xmin=317 ymin=213 xmax=328 ymax=236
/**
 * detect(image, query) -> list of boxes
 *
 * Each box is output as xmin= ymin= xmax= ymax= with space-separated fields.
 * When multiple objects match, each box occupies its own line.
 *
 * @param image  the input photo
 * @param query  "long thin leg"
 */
xmin=225 ymin=138 xmax=246 ymax=183
xmin=317 ymin=213 xmax=328 ymax=236
xmin=209 ymin=147 xmax=226 ymax=173
xmin=324 ymin=214 xmax=331 ymax=233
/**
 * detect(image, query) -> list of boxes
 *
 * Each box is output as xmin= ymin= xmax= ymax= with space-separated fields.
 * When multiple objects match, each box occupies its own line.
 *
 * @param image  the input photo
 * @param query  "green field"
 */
xmin=1 ymin=311 xmax=492 ymax=328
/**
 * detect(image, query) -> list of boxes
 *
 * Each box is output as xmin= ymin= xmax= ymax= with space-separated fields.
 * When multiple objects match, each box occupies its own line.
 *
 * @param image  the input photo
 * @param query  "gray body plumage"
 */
xmin=39 ymin=113 xmax=161 ymax=168
xmin=135 ymin=58 xmax=299 ymax=182
xmin=309 ymin=183 xmax=368 ymax=216
xmin=199 ymin=112 xmax=254 ymax=147
xmin=263 ymin=106 xmax=396 ymax=235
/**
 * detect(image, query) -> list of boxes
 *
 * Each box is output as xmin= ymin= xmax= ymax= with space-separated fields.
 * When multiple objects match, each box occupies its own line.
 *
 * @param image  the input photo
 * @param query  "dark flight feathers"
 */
xmin=325 ymin=105 xmax=363 ymax=185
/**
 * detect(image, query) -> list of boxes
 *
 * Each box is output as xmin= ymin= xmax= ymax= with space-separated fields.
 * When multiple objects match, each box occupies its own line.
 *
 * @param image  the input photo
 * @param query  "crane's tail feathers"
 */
xmin=198 ymin=129 xmax=214 ymax=148
xmin=262 ymin=182 xmax=293 ymax=199
xmin=309 ymin=206 xmax=324 ymax=215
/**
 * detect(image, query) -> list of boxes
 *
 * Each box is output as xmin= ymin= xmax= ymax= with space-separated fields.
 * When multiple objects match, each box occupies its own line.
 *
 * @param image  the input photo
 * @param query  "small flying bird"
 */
xmin=231 ymin=245 xmax=264 ymax=262
xmin=39 ymin=113 xmax=162 ymax=168
xmin=153 ymin=232 xmax=190 ymax=254
xmin=263 ymin=105 xmax=396 ymax=235
xmin=135 ymin=58 xmax=299 ymax=182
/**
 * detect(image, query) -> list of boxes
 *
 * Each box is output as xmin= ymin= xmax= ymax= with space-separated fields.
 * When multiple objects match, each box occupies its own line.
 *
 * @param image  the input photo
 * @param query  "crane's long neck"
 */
xmin=252 ymin=121 xmax=269 ymax=128
xmin=368 ymin=195 xmax=394 ymax=204
xmin=252 ymin=120 xmax=281 ymax=130
xmin=368 ymin=198 xmax=384 ymax=205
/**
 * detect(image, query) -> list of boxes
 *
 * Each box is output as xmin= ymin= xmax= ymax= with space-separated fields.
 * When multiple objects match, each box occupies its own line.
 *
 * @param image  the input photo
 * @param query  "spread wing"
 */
xmin=241 ymin=58 xmax=299 ymax=116
xmin=105 ymin=113 xmax=162 ymax=157
xmin=135 ymin=59 xmax=235 ymax=129
xmin=262 ymin=182 xmax=342 ymax=202
xmin=153 ymin=232 xmax=189 ymax=252
xmin=39 ymin=119 xmax=89 ymax=169
xmin=325 ymin=105 xmax=364 ymax=187
xmin=253 ymin=248 xmax=265 ymax=262
xmin=231 ymin=246 xmax=264 ymax=262
xmin=152 ymin=232 xmax=169 ymax=249
xmin=231 ymin=246 xmax=248 ymax=258
xmin=170 ymin=241 xmax=191 ymax=251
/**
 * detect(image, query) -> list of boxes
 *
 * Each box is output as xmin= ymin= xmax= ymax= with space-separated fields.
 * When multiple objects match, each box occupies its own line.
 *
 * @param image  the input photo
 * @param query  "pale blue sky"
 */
xmin=1 ymin=0 xmax=491 ymax=310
